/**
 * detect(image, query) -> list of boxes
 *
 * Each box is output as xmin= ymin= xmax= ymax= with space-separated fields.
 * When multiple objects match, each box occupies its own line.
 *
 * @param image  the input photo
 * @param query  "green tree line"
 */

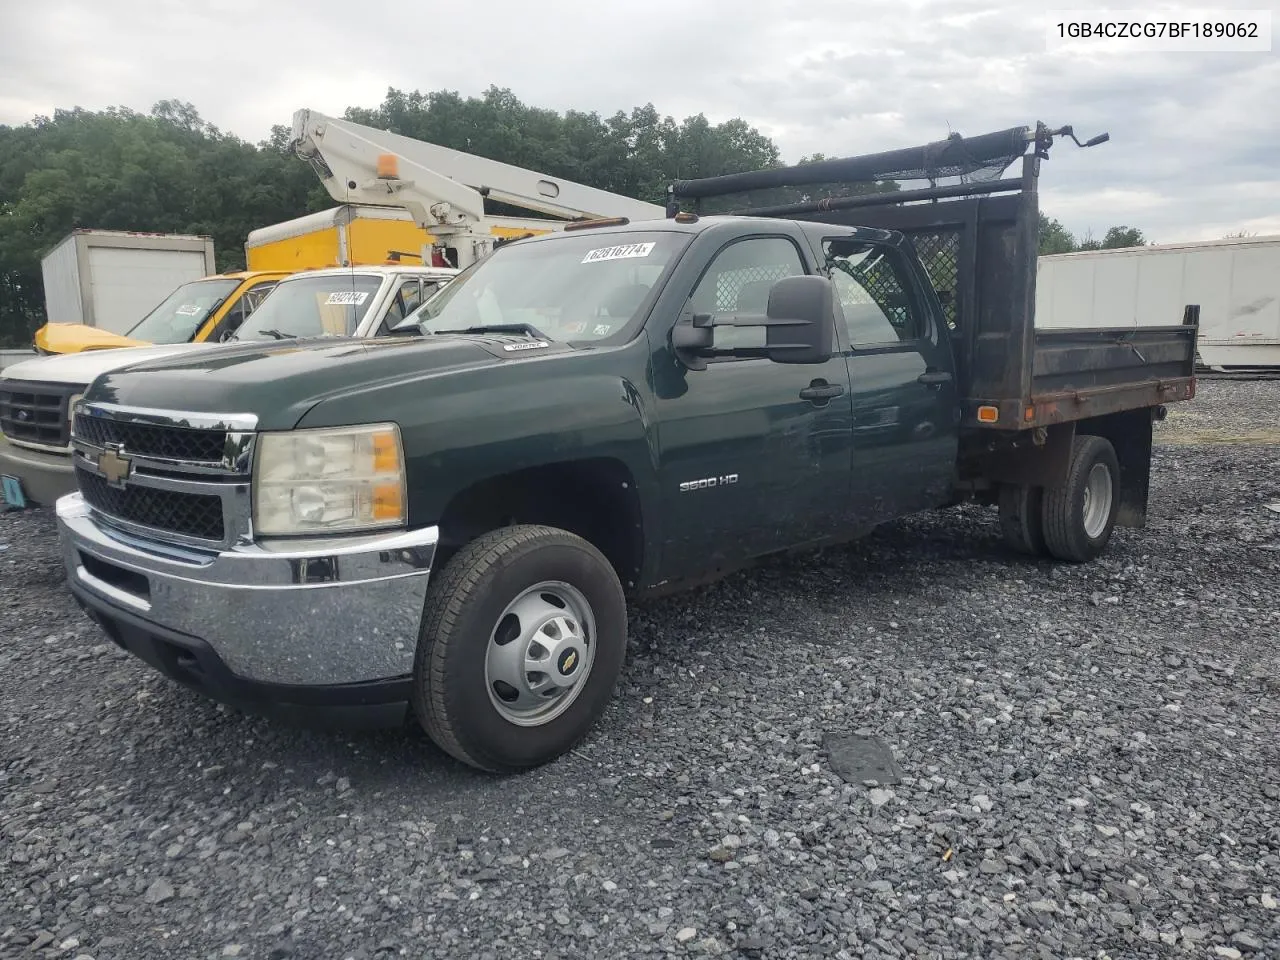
xmin=0 ymin=87 xmax=1146 ymax=347
xmin=1039 ymin=214 xmax=1146 ymax=254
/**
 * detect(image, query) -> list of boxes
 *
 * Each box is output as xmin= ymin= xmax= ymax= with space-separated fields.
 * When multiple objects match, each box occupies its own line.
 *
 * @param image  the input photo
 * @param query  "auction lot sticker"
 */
xmin=325 ymin=291 xmax=370 ymax=305
xmin=582 ymin=243 xmax=655 ymax=263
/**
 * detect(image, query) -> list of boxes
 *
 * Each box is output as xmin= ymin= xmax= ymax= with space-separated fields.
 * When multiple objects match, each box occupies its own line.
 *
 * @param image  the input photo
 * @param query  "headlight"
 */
xmin=67 ymin=393 xmax=83 ymax=432
xmin=253 ymin=423 xmax=407 ymax=536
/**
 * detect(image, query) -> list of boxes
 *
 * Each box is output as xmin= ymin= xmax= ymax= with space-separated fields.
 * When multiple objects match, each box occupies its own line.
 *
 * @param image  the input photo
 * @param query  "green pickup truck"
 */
xmin=54 ymin=123 xmax=1198 ymax=772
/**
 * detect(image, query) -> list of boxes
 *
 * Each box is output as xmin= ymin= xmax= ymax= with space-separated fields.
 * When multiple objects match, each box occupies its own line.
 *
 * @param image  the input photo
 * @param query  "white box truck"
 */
xmin=1036 ymin=235 xmax=1280 ymax=371
xmin=40 ymin=230 xmax=217 ymax=336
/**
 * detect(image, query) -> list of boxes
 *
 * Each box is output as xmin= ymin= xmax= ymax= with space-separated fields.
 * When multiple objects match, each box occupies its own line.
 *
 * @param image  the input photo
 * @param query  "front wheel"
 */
xmin=1040 ymin=435 xmax=1121 ymax=562
xmin=412 ymin=524 xmax=627 ymax=772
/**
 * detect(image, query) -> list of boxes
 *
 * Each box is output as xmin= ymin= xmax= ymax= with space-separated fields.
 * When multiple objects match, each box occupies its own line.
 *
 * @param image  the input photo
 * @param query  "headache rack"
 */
xmin=666 ymin=122 xmax=1198 ymax=431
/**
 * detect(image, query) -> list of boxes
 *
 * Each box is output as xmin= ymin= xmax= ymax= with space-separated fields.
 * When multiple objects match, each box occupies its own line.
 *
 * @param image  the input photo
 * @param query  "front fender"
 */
xmin=296 ymin=338 xmax=661 ymax=543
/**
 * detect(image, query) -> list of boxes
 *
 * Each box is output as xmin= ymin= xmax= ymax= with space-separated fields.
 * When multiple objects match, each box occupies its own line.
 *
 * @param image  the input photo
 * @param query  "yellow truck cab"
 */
xmin=34 ymin=270 xmax=289 ymax=355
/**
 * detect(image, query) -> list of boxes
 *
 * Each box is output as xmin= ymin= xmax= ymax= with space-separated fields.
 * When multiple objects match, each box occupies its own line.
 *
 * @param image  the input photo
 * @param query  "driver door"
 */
xmin=655 ymin=233 xmax=854 ymax=580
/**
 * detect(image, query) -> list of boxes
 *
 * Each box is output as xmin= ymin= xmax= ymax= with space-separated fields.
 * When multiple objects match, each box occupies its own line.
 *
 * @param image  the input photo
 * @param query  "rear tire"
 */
xmin=1040 ymin=435 xmax=1120 ymax=563
xmin=411 ymin=524 xmax=627 ymax=773
xmin=998 ymin=484 xmax=1048 ymax=556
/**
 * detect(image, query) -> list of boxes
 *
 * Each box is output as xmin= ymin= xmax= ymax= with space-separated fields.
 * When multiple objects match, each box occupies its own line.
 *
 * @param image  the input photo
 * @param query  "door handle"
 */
xmin=917 ymin=370 xmax=953 ymax=386
xmin=799 ymin=379 xmax=845 ymax=402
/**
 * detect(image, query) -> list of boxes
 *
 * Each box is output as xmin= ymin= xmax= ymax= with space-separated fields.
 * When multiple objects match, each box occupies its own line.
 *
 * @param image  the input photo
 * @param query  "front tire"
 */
xmin=1040 ymin=435 xmax=1121 ymax=563
xmin=412 ymin=524 xmax=627 ymax=772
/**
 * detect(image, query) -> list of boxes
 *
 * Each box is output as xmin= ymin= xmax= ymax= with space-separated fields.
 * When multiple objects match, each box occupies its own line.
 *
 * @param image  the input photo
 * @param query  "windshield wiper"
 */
xmin=244 ymin=328 xmax=293 ymax=341
xmin=433 ymin=322 xmax=551 ymax=341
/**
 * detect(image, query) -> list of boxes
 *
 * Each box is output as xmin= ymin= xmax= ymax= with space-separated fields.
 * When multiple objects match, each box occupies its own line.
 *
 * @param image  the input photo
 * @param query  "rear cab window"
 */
xmin=822 ymin=239 xmax=926 ymax=349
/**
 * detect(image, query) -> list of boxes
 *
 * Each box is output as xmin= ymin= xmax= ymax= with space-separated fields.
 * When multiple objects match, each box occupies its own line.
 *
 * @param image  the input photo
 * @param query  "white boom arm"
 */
xmin=291 ymin=109 xmax=665 ymax=267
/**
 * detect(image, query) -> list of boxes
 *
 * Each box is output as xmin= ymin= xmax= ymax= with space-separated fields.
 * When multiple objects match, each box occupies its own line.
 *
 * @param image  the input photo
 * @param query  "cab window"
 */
xmin=823 ymin=240 xmax=922 ymax=347
xmin=686 ymin=237 xmax=807 ymax=355
xmin=383 ymin=280 xmax=423 ymax=328
xmin=207 ymin=282 xmax=279 ymax=342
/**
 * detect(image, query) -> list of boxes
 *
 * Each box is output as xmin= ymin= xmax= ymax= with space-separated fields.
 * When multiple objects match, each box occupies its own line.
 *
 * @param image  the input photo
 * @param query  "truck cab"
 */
xmin=52 ymin=123 xmax=1198 ymax=775
xmin=35 ymin=270 xmax=289 ymax=355
xmin=228 ymin=264 xmax=458 ymax=342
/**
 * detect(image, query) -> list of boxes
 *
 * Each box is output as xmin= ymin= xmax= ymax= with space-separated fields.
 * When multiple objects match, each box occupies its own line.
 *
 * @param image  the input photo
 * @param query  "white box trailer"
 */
xmin=40 ymin=230 xmax=217 ymax=336
xmin=1035 ymin=235 xmax=1280 ymax=371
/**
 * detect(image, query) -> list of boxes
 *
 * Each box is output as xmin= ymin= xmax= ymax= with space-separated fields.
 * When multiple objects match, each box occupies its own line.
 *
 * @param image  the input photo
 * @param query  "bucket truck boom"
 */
xmin=290 ymin=109 xmax=666 ymax=268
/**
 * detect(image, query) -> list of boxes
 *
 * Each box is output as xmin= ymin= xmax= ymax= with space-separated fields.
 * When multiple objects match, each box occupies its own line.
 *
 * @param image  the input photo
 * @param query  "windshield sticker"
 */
xmin=592 ymin=323 xmax=612 ymax=336
xmin=582 ymin=242 xmax=655 ymax=264
xmin=175 ymin=304 xmax=203 ymax=316
xmin=564 ymin=321 xmax=588 ymax=334
xmin=325 ymin=291 xmax=369 ymax=306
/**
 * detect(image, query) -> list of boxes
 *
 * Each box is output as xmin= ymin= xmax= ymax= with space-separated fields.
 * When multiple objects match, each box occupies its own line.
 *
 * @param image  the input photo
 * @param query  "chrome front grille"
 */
xmin=73 ymin=414 xmax=228 ymax=464
xmin=76 ymin=466 xmax=226 ymax=541
xmin=70 ymin=403 xmax=258 ymax=550
xmin=0 ymin=381 xmax=79 ymax=448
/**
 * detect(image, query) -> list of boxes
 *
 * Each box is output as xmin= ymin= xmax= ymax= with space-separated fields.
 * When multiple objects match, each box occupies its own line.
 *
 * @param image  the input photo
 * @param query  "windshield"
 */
xmin=408 ymin=231 xmax=690 ymax=341
xmin=126 ymin=278 xmax=241 ymax=343
xmin=234 ymin=274 xmax=384 ymax=341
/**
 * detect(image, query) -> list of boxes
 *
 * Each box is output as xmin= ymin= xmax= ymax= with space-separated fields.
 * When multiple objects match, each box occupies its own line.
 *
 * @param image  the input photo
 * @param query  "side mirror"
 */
xmin=387 ymin=316 xmax=424 ymax=337
xmin=672 ymin=275 xmax=836 ymax=370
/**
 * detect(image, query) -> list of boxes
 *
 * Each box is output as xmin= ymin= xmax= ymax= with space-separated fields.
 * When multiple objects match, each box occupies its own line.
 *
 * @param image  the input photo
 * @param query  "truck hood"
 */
xmin=1 ymin=342 xmax=216 ymax=387
xmin=34 ymin=323 xmax=152 ymax=355
xmin=85 ymin=335 xmax=557 ymax=431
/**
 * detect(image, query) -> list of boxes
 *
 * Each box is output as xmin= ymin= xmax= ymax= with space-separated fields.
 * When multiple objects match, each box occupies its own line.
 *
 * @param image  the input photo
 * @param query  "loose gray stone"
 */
xmin=1231 ymin=932 xmax=1265 ymax=950
xmin=2 ymin=390 xmax=1277 ymax=960
xmin=144 ymin=879 xmax=175 ymax=904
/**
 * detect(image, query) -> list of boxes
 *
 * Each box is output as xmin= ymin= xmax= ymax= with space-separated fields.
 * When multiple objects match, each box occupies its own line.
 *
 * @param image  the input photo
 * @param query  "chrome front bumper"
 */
xmin=56 ymin=492 xmax=437 ymax=688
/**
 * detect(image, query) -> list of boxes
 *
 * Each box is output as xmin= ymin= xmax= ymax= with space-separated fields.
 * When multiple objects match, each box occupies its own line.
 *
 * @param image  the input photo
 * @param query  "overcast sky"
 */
xmin=2 ymin=0 xmax=1277 ymax=243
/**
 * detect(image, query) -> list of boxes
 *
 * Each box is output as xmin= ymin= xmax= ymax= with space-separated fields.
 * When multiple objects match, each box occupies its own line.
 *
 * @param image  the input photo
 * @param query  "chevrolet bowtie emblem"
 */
xmin=97 ymin=444 xmax=133 ymax=488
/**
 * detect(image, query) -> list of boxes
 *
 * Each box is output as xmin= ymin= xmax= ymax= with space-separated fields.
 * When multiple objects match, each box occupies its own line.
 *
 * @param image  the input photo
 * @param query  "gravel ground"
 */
xmin=3 ymin=380 xmax=1279 ymax=960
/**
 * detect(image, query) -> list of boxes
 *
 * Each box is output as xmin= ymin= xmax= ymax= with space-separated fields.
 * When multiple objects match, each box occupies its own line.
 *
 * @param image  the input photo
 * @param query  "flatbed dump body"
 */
xmin=668 ymin=122 xmax=1198 ymax=432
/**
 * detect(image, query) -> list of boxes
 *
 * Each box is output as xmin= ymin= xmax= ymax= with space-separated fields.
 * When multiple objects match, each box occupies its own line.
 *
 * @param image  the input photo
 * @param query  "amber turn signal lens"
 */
xmin=372 ymin=430 xmax=400 ymax=472
xmin=371 ymin=482 xmax=404 ymax=522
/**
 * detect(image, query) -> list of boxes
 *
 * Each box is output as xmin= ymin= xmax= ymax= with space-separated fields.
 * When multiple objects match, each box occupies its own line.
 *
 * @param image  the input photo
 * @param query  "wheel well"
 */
xmin=1075 ymin=409 xmax=1154 ymax=529
xmin=965 ymin=407 xmax=1156 ymax=529
xmin=435 ymin=458 xmax=645 ymax=589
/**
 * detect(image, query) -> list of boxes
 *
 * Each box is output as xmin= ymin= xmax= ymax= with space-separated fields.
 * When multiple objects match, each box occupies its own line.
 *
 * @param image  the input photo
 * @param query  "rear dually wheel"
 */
xmin=1040 ymin=435 xmax=1121 ymax=563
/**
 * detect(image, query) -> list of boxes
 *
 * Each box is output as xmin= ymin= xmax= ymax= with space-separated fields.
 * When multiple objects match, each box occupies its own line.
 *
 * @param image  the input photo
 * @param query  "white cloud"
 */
xmin=1 ymin=0 xmax=1277 ymax=244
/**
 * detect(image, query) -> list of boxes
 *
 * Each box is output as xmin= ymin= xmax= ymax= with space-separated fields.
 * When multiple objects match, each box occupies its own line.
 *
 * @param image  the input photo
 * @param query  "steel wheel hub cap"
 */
xmin=485 ymin=581 xmax=595 ymax=727
xmin=1082 ymin=462 xmax=1114 ymax=539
